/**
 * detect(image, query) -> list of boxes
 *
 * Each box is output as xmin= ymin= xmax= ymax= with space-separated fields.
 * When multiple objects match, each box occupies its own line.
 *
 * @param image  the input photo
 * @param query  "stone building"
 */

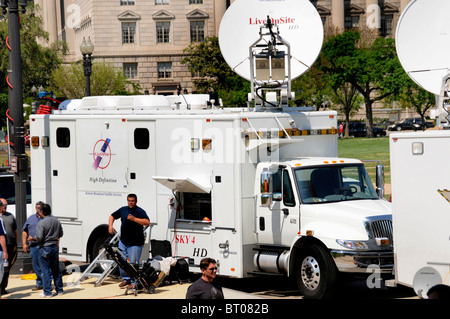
xmin=36 ymin=0 xmax=412 ymax=96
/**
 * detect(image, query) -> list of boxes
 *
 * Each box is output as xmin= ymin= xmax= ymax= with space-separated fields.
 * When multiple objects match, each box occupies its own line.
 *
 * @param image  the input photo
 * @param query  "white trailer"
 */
xmin=390 ymin=131 xmax=450 ymax=297
xmin=389 ymin=0 xmax=450 ymax=298
xmin=28 ymin=0 xmax=393 ymax=299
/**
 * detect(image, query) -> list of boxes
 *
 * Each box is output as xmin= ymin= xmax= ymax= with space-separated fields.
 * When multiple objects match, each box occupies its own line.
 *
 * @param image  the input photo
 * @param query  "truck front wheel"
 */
xmin=294 ymin=245 xmax=338 ymax=299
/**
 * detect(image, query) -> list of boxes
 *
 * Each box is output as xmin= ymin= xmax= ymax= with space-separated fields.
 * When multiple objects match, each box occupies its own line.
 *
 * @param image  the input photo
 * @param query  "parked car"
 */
xmin=0 ymin=170 xmax=32 ymax=217
xmin=387 ymin=117 xmax=435 ymax=131
xmin=344 ymin=122 xmax=386 ymax=137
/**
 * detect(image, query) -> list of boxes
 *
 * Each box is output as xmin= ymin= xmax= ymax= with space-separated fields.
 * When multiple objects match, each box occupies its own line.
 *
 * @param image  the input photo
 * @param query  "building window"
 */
xmin=345 ymin=15 xmax=360 ymax=29
xmin=190 ymin=21 xmax=204 ymax=42
xmin=381 ymin=14 xmax=394 ymax=36
xmin=155 ymin=0 xmax=169 ymax=4
xmin=122 ymin=22 xmax=136 ymax=44
xmin=157 ymin=62 xmax=172 ymax=79
xmin=120 ymin=0 xmax=135 ymax=5
xmin=124 ymin=63 xmax=138 ymax=79
xmin=189 ymin=0 xmax=203 ymax=4
xmin=156 ymin=21 xmax=170 ymax=43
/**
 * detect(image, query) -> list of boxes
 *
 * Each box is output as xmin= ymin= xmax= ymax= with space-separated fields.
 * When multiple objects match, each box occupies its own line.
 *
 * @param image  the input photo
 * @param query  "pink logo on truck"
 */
xmin=92 ymin=138 xmax=111 ymax=170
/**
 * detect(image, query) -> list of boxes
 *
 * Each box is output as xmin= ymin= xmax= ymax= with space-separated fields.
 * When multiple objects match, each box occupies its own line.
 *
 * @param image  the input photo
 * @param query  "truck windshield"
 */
xmin=294 ymin=164 xmax=379 ymax=204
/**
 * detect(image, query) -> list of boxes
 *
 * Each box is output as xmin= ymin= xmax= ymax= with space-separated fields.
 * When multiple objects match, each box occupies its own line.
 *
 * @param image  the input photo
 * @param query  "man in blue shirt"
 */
xmin=22 ymin=201 xmax=44 ymax=291
xmin=28 ymin=203 xmax=64 ymax=297
xmin=109 ymin=194 xmax=150 ymax=288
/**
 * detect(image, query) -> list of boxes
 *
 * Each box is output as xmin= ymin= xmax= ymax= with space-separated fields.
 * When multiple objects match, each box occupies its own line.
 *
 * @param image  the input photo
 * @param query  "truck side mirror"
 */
xmin=376 ymin=164 xmax=385 ymax=199
xmin=261 ymin=170 xmax=273 ymax=207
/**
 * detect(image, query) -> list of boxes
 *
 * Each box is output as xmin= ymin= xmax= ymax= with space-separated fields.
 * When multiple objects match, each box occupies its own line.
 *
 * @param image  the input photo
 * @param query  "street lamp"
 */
xmin=80 ymin=36 xmax=95 ymax=96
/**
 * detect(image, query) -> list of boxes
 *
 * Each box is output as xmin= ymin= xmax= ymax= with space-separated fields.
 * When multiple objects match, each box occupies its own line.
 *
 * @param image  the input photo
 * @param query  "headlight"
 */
xmin=336 ymin=239 xmax=369 ymax=250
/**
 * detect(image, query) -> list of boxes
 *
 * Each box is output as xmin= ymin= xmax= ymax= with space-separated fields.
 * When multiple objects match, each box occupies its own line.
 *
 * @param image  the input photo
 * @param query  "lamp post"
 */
xmin=80 ymin=36 xmax=95 ymax=96
xmin=1 ymin=0 xmax=30 ymax=272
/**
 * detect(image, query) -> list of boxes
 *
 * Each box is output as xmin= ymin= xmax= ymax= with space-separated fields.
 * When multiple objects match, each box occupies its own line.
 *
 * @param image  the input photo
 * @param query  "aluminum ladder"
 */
xmin=73 ymin=232 xmax=120 ymax=287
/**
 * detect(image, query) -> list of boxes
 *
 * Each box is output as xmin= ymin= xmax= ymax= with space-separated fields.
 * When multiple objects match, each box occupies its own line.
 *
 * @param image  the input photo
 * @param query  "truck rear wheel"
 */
xmin=91 ymin=233 xmax=115 ymax=273
xmin=294 ymin=244 xmax=337 ymax=299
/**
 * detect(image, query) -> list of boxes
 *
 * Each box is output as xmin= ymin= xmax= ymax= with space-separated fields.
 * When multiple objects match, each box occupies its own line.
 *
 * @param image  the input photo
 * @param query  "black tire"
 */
xmin=294 ymin=245 xmax=338 ymax=299
xmin=148 ymin=285 xmax=156 ymax=294
xmin=91 ymin=233 xmax=115 ymax=273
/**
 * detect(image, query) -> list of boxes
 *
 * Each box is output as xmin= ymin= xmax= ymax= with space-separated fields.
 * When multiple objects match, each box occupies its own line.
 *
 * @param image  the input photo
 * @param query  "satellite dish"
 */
xmin=218 ymin=0 xmax=323 ymax=81
xmin=412 ymin=266 xmax=442 ymax=299
xmin=396 ymin=0 xmax=450 ymax=95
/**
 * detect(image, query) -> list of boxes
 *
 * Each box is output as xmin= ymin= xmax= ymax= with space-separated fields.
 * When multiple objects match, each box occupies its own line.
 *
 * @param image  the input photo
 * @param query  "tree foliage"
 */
xmin=182 ymin=36 xmax=250 ymax=107
xmin=399 ymin=80 xmax=436 ymax=130
xmin=0 ymin=3 xmax=66 ymax=127
xmin=51 ymin=61 xmax=140 ymax=99
xmin=320 ymin=30 xmax=410 ymax=137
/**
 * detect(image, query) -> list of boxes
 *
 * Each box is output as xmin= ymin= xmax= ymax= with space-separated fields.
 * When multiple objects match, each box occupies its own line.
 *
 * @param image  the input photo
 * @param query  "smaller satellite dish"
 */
xmin=396 ymin=0 xmax=450 ymax=95
xmin=218 ymin=0 xmax=323 ymax=81
xmin=412 ymin=266 xmax=442 ymax=299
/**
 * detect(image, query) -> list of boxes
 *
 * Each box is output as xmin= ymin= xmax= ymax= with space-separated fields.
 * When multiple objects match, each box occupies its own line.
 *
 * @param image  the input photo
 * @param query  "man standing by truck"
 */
xmin=109 ymin=194 xmax=150 ymax=288
xmin=22 ymin=201 xmax=44 ymax=291
xmin=28 ymin=203 xmax=64 ymax=297
xmin=0 ymin=198 xmax=17 ymax=295
xmin=0 ymin=218 xmax=8 ymax=299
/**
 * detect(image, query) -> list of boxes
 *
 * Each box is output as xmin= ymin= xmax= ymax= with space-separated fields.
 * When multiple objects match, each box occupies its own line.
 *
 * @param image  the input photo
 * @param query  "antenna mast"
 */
xmin=248 ymin=16 xmax=293 ymax=109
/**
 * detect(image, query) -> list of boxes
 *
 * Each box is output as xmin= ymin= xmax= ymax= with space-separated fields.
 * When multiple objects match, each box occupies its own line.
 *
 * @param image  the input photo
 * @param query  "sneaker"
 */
xmin=54 ymin=291 xmax=64 ymax=296
xmin=119 ymin=280 xmax=130 ymax=288
xmin=32 ymin=286 xmax=43 ymax=291
xmin=39 ymin=293 xmax=52 ymax=298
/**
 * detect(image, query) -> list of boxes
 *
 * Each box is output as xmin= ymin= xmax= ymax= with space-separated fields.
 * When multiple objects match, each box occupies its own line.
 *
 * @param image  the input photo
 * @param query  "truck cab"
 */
xmin=254 ymin=158 xmax=393 ymax=298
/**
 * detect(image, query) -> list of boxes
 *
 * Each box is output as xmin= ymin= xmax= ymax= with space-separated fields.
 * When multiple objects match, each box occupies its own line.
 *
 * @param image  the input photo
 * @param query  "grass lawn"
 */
xmin=338 ymin=137 xmax=391 ymax=185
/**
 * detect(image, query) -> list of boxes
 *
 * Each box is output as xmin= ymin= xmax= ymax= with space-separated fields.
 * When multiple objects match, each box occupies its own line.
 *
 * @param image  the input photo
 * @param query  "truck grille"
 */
xmin=370 ymin=219 xmax=393 ymax=244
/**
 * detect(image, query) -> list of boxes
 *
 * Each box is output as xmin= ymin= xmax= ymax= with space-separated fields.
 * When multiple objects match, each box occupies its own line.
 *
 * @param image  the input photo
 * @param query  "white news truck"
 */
xmin=29 ymin=0 xmax=393 ymax=299
xmin=30 ymin=95 xmax=393 ymax=299
xmin=389 ymin=0 xmax=450 ymax=298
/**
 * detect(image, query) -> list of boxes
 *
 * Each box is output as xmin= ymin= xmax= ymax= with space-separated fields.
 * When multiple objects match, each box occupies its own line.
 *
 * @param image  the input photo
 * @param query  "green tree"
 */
xmin=321 ymin=30 xmax=409 ymax=137
xmin=399 ymin=80 xmax=436 ymax=130
xmin=0 ymin=3 xmax=66 ymax=127
xmin=331 ymin=83 xmax=363 ymax=137
xmin=182 ymin=36 xmax=250 ymax=107
xmin=51 ymin=61 xmax=140 ymax=99
xmin=292 ymin=65 xmax=332 ymax=109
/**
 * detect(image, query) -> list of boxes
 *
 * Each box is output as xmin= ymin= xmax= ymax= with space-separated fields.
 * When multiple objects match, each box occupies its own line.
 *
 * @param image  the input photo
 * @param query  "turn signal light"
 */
xmin=31 ymin=136 xmax=39 ymax=147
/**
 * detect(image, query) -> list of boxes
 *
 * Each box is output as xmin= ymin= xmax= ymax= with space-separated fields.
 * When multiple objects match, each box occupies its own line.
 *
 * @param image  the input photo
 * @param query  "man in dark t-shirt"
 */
xmin=109 ymin=194 xmax=150 ymax=288
xmin=186 ymin=258 xmax=224 ymax=299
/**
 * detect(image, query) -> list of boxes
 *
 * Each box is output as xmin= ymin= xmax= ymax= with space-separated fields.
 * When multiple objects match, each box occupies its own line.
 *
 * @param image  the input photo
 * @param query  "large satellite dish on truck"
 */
xmin=218 ymin=0 xmax=324 ymax=82
xmin=396 ymin=0 xmax=450 ymax=95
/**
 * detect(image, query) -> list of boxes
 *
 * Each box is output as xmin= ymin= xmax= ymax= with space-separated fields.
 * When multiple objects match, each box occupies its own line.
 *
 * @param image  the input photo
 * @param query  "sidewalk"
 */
xmin=1 ymin=274 xmax=261 ymax=299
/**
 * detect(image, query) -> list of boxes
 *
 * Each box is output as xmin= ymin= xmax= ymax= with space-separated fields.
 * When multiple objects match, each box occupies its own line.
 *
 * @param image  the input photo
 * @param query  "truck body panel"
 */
xmin=390 ymin=131 xmax=450 ymax=291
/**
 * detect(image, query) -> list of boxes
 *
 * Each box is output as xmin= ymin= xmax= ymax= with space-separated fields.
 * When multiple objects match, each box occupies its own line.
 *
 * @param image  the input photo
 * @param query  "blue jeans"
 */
xmin=39 ymin=245 xmax=63 ymax=296
xmin=118 ymin=240 xmax=143 ymax=282
xmin=0 ymin=251 xmax=4 ymax=297
xmin=30 ymin=245 xmax=43 ymax=287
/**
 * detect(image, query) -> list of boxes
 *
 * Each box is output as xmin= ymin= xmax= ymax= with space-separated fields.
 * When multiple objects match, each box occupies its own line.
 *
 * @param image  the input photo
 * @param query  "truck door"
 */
xmin=127 ymin=121 xmax=156 ymax=224
xmin=257 ymin=166 xmax=299 ymax=246
xmin=50 ymin=121 xmax=77 ymax=219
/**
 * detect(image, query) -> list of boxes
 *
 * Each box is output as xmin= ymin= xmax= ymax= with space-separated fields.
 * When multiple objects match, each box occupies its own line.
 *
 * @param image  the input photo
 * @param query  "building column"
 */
xmin=331 ymin=0 xmax=345 ymax=30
